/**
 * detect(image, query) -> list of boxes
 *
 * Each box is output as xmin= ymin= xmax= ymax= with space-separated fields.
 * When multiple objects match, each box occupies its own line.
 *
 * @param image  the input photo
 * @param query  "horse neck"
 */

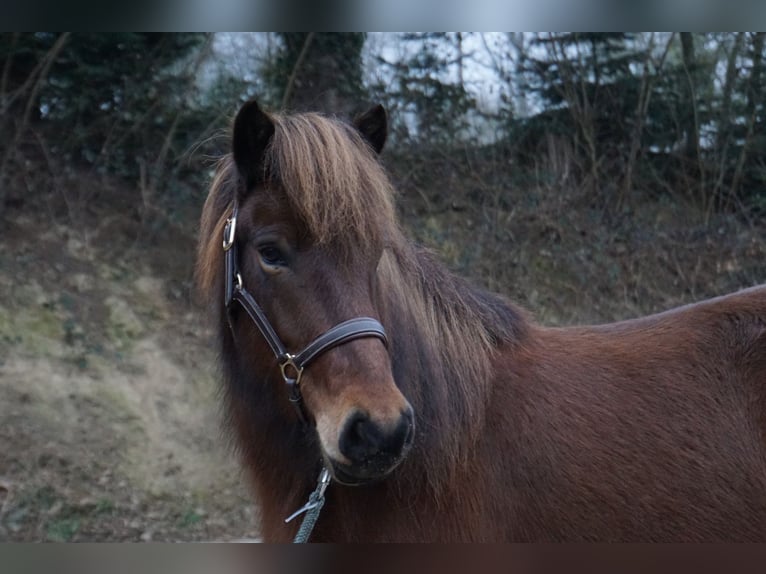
xmin=375 ymin=240 xmax=528 ymax=489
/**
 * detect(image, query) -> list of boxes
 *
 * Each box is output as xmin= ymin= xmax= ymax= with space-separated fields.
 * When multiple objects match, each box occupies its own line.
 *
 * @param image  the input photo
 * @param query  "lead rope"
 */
xmin=285 ymin=467 xmax=331 ymax=543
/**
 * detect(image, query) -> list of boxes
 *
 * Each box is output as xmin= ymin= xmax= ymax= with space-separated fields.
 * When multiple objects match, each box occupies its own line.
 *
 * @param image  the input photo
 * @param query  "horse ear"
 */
xmin=232 ymin=99 xmax=275 ymax=189
xmin=354 ymin=104 xmax=388 ymax=154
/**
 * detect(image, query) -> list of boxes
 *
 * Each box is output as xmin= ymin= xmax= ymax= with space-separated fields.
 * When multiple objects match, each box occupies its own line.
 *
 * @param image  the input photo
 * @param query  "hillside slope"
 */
xmin=1 ymin=154 xmax=764 ymax=541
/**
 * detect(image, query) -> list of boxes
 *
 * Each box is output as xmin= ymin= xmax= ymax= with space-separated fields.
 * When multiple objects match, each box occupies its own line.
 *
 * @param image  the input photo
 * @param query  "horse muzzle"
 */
xmin=329 ymin=406 xmax=415 ymax=485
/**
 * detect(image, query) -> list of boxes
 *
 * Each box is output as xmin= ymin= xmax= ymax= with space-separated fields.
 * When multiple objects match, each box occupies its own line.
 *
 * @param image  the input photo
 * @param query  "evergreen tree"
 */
xmin=522 ymin=33 xmax=646 ymax=187
xmin=375 ymin=33 xmax=475 ymax=143
xmin=730 ymin=32 xmax=766 ymax=210
xmin=1 ymin=33 xmax=210 ymax=182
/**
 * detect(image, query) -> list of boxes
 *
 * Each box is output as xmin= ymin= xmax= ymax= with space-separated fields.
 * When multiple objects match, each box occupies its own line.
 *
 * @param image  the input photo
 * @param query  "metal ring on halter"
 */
xmin=223 ymin=216 xmax=237 ymax=251
xmin=235 ymin=272 xmax=243 ymax=291
xmin=280 ymin=353 xmax=304 ymax=386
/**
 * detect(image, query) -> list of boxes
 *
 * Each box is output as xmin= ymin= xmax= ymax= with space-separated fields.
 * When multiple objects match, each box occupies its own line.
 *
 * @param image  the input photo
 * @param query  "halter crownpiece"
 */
xmin=222 ymin=203 xmax=389 ymax=423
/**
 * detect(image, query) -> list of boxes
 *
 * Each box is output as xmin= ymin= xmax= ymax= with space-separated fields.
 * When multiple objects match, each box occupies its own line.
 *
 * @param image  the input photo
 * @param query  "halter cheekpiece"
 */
xmin=222 ymin=203 xmax=389 ymax=423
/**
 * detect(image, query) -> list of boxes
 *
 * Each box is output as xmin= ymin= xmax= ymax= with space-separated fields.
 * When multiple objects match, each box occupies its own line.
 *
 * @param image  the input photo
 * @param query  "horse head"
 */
xmin=224 ymin=100 xmax=414 ymax=485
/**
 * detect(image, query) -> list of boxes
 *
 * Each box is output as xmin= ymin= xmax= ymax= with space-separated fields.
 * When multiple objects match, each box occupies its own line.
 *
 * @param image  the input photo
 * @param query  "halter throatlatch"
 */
xmin=222 ymin=204 xmax=389 ymax=423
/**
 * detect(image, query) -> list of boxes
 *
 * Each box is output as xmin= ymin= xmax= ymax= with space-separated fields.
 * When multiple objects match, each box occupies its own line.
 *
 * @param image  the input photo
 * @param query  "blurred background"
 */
xmin=0 ymin=32 xmax=764 ymax=541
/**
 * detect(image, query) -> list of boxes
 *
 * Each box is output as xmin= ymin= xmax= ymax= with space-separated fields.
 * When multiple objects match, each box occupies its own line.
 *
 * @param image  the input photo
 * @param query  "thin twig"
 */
xmin=0 ymin=33 xmax=20 ymax=104
xmin=282 ymin=33 xmax=315 ymax=110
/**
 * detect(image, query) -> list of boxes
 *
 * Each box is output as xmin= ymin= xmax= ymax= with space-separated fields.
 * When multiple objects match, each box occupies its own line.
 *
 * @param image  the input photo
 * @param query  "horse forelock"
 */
xmin=198 ymin=111 xmax=398 ymax=303
xmin=266 ymin=112 xmax=397 ymax=256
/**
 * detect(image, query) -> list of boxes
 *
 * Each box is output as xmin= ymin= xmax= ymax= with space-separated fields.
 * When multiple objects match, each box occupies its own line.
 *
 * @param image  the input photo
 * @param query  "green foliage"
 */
xmin=728 ymin=33 xmax=766 ymax=209
xmin=178 ymin=508 xmax=204 ymax=528
xmin=520 ymin=34 xmax=645 ymax=180
xmin=509 ymin=32 xmax=766 ymax=213
xmin=5 ymin=32 xmax=766 ymax=217
xmin=1 ymin=33 xmax=215 ymax=199
xmin=53 ymin=34 xmax=207 ymax=179
xmin=47 ymin=518 xmax=80 ymax=542
xmin=374 ymin=33 xmax=476 ymax=143
xmin=528 ymin=33 xmax=641 ymax=107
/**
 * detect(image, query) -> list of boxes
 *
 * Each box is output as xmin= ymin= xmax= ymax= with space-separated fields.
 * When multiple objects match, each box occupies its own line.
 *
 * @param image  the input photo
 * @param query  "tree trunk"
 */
xmin=680 ymin=33 xmax=699 ymax=163
xmin=745 ymin=32 xmax=764 ymax=119
xmin=278 ymin=33 xmax=366 ymax=116
xmin=714 ymin=32 xmax=744 ymax=203
xmin=717 ymin=33 xmax=744 ymax=152
xmin=621 ymin=33 xmax=674 ymax=207
xmin=729 ymin=32 xmax=765 ymax=208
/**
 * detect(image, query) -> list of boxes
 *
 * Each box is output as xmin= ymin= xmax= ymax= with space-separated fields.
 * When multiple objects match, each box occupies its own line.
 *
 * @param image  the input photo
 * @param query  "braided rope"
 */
xmin=286 ymin=467 xmax=331 ymax=543
xmin=293 ymin=490 xmax=326 ymax=543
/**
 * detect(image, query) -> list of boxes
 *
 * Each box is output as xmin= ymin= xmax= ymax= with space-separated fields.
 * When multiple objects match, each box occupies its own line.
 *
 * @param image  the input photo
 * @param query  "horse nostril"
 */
xmin=339 ymin=409 xmax=414 ymax=466
xmin=340 ymin=411 xmax=379 ymax=463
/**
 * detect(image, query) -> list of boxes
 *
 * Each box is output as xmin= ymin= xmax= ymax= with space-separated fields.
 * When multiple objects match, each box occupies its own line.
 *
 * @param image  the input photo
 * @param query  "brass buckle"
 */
xmin=223 ymin=214 xmax=237 ymax=251
xmin=280 ymin=354 xmax=304 ymax=387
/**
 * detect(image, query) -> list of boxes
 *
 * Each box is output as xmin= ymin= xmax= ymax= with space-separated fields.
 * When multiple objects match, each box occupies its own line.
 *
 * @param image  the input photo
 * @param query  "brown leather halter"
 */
xmin=222 ymin=204 xmax=389 ymax=423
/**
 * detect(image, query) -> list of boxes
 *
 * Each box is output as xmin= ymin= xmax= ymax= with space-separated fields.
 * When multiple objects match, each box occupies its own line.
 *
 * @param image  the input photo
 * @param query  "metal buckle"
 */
xmin=223 ymin=214 xmax=237 ymax=251
xmin=235 ymin=272 xmax=243 ymax=291
xmin=280 ymin=353 xmax=304 ymax=387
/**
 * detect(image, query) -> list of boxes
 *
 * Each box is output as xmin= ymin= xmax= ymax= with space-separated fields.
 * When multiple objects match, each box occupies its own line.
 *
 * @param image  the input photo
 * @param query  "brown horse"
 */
xmin=196 ymin=99 xmax=766 ymax=542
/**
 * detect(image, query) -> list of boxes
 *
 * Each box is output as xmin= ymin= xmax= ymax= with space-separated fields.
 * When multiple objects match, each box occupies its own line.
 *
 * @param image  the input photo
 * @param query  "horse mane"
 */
xmin=376 ymin=239 xmax=529 ymax=491
xmin=197 ymin=154 xmax=237 ymax=308
xmin=196 ymin=109 xmax=530 ymax=492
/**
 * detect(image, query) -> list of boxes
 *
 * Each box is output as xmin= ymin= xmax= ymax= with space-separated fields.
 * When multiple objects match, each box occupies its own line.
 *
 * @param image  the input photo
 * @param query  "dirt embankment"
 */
xmin=0 ymin=179 xmax=257 ymax=542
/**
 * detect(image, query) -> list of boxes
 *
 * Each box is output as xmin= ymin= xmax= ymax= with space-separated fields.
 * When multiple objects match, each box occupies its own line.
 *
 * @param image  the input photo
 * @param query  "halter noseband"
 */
xmin=222 ymin=204 xmax=389 ymax=422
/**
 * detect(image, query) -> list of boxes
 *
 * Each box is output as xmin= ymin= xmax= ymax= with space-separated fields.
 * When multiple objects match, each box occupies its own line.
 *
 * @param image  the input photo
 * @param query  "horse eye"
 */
xmin=258 ymin=244 xmax=286 ymax=267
